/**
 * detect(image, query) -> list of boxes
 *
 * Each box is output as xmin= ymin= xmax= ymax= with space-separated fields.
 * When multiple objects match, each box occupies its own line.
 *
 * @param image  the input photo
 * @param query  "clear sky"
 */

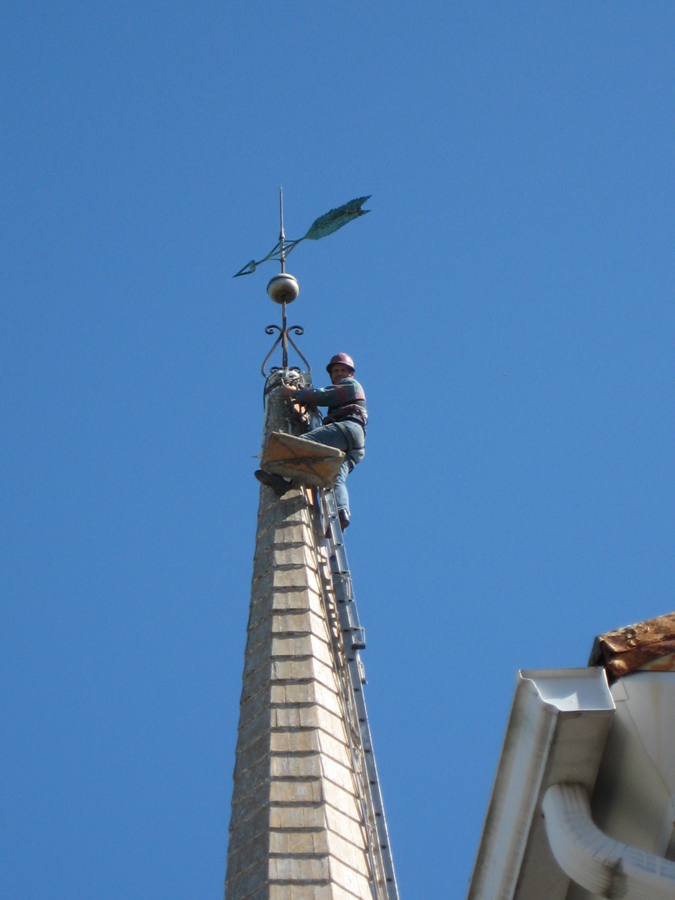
xmin=2 ymin=3 xmax=674 ymax=898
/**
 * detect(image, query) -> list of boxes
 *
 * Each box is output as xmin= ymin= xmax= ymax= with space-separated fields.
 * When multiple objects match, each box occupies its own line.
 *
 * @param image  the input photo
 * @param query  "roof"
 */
xmin=466 ymin=612 xmax=675 ymax=900
xmin=588 ymin=611 xmax=675 ymax=678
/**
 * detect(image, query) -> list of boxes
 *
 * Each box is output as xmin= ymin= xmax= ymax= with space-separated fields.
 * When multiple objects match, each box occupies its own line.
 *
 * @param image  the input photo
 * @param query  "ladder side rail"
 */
xmin=346 ymin=656 xmax=399 ymax=895
xmin=333 ymin=649 xmax=387 ymax=900
xmin=320 ymin=489 xmax=401 ymax=900
xmin=311 ymin=502 xmax=388 ymax=900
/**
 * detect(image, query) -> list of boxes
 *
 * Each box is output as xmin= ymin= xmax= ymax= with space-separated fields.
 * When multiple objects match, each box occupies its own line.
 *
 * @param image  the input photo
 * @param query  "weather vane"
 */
xmin=234 ymin=190 xmax=371 ymax=376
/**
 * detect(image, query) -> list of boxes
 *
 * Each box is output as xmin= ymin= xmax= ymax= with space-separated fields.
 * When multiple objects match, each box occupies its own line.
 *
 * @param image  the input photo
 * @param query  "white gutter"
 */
xmin=543 ymin=782 xmax=675 ymax=900
xmin=467 ymin=667 xmax=615 ymax=900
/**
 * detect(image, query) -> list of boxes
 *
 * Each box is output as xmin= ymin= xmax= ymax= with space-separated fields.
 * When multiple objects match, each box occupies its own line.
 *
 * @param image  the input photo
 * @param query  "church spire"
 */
xmin=225 ymin=196 xmax=398 ymax=900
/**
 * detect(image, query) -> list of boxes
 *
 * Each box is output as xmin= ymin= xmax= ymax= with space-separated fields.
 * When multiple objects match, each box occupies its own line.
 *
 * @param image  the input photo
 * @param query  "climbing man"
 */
xmin=255 ymin=353 xmax=367 ymax=530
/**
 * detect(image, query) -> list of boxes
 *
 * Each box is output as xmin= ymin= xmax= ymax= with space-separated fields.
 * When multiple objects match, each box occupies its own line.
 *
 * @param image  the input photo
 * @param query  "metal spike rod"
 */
xmin=279 ymin=186 xmax=285 ymax=273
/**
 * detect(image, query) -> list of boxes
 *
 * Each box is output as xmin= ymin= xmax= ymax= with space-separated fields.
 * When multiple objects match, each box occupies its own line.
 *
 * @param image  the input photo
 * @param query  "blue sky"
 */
xmin=2 ymin=3 xmax=674 ymax=898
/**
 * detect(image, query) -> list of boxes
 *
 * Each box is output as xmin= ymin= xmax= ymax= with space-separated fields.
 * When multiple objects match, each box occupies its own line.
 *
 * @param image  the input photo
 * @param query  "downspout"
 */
xmin=543 ymin=783 xmax=675 ymax=900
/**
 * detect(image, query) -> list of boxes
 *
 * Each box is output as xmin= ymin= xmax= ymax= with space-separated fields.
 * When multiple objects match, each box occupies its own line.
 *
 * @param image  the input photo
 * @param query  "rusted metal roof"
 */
xmin=589 ymin=612 xmax=675 ymax=678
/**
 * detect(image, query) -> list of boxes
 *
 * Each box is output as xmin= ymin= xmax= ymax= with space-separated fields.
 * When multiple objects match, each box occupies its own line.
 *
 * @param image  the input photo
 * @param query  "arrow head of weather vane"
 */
xmin=233 ymin=195 xmax=371 ymax=277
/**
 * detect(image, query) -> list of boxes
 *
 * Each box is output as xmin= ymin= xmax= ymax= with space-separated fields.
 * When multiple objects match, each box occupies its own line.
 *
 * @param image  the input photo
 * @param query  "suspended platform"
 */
xmin=261 ymin=430 xmax=344 ymax=488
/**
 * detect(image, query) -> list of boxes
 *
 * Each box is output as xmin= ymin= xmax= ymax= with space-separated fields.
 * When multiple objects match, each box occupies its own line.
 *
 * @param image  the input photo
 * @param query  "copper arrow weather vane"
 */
xmin=233 ymin=193 xmax=371 ymax=278
xmin=233 ymin=191 xmax=371 ymax=377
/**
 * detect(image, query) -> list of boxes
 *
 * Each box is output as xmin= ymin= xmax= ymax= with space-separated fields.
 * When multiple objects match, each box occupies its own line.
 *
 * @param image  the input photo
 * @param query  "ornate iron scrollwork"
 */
xmin=261 ymin=319 xmax=310 ymax=377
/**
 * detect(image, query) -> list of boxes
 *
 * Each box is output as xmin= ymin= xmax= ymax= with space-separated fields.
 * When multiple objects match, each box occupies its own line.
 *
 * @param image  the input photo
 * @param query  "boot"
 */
xmin=254 ymin=469 xmax=293 ymax=497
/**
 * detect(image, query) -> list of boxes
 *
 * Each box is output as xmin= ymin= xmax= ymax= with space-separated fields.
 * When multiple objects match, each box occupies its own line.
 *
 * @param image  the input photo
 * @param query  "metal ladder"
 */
xmin=318 ymin=488 xmax=400 ymax=900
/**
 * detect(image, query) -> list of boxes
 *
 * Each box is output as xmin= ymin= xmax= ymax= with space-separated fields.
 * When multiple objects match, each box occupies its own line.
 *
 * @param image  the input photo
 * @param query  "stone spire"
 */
xmin=225 ymin=372 xmax=384 ymax=900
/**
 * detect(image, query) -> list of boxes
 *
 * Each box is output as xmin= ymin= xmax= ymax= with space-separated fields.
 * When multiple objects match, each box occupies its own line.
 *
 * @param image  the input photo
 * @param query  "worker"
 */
xmin=255 ymin=353 xmax=367 ymax=530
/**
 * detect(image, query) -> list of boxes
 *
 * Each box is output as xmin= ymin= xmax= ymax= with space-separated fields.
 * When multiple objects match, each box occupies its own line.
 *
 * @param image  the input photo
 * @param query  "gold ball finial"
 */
xmin=267 ymin=273 xmax=299 ymax=305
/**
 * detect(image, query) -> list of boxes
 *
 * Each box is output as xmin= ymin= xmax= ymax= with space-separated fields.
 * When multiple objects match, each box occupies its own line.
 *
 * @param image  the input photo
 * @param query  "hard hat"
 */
xmin=326 ymin=353 xmax=355 ymax=374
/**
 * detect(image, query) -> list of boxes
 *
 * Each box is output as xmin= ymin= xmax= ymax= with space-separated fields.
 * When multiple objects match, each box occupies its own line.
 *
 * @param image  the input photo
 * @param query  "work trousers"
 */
xmin=303 ymin=420 xmax=365 ymax=516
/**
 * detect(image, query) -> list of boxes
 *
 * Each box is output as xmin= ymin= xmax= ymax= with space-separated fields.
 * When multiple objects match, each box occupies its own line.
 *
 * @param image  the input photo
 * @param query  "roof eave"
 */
xmin=467 ymin=667 xmax=615 ymax=900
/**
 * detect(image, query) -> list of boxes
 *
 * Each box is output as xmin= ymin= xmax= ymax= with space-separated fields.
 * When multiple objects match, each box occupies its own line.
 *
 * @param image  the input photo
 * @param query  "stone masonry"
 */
xmin=225 ymin=373 xmax=376 ymax=900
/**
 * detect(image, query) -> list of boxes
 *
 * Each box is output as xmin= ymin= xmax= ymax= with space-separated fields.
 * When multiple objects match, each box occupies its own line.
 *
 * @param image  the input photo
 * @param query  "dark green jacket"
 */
xmin=294 ymin=378 xmax=368 ymax=428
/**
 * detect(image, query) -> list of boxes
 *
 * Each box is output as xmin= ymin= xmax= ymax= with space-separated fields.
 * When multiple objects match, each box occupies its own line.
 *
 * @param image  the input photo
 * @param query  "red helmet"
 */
xmin=326 ymin=353 xmax=355 ymax=374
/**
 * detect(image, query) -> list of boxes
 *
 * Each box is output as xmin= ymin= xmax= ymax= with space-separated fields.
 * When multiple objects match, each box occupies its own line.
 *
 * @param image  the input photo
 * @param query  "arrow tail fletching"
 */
xmin=303 ymin=195 xmax=371 ymax=241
